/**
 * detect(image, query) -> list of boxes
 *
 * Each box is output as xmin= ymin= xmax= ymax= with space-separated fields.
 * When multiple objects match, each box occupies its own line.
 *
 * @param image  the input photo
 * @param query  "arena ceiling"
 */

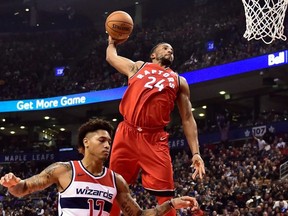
xmin=0 ymin=0 xmax=147 ymax=18
xmin=36 ymin=0 xmax=143 ymax=17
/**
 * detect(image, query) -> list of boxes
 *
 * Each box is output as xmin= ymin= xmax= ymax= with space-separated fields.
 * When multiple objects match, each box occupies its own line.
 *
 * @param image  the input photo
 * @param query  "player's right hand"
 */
xmin=0 ymin=172 xmax=21 ymax=188
xmin=108 ymin=35 xmax=127 ymax=46
xmin=191 ymin=154 xmax=205 ymax=180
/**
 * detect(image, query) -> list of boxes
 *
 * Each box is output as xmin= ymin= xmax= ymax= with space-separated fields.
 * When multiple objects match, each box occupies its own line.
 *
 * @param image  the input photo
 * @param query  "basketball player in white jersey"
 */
xmin=0 ymin=118 xmax=200 ymax=216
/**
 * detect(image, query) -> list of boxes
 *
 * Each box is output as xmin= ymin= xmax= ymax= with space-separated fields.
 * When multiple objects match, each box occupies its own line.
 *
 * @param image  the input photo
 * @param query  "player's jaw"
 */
xmin=102 ymin=149 xmax=110 ymax=157
xmin=95 ymin=150 xmax=110 ymax=162
xmin=159 ymin=55 xmax=173 ymax=67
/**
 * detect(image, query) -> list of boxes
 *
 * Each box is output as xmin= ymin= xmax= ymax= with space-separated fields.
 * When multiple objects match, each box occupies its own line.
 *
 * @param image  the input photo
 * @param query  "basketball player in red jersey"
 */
xmin=106 ymin=36 xmax=205 ymax=216
xmin=0 ymin=118 xmax=200 ymax=216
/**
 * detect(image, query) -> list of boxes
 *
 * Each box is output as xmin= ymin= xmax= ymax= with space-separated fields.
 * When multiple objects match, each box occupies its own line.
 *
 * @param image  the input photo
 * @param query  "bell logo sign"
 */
xmin=268 ymin=51 xmax=285 ymax=66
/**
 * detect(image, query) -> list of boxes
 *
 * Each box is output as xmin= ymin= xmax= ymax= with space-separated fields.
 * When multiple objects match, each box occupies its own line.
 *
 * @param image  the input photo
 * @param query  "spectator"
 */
xmin=273 ymin=196 xmax=288 ymax=212
xmin=253 ymin=135 xmax=267 ymax=153
xmin=0 ymin=203 xmax=5 ymax=216
xmin=276 ymin=137 xmax=286 ymax=149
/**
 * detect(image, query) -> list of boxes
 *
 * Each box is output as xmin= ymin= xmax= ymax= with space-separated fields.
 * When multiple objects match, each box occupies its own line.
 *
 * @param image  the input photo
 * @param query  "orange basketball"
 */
xmin=105 ymin=11 xmax=134 ymax=40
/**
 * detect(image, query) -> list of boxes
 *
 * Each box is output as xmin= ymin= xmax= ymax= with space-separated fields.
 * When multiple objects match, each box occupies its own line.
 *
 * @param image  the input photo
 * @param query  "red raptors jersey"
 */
xmin=120 ymin=63 xmax=180 ymax=128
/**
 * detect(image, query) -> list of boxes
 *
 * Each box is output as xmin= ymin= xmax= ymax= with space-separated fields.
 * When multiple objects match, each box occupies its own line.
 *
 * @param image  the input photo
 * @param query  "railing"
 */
xmin=280 ymin=160 xmax=288 ymax=179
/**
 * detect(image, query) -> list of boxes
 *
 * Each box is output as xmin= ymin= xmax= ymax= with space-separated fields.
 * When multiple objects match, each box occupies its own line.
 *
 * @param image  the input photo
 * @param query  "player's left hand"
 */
xmin=171 ymin=196 xmax=199 ymax=211
xmin=191 ymin=154 xmax=205 ymax=180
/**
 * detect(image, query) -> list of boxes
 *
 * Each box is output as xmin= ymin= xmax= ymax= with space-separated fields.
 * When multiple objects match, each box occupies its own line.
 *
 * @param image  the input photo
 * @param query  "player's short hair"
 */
xmin=149 ymin=42 xmax=167 ymax=60
xmin=77 ymin=118 xmax=114 ymax=150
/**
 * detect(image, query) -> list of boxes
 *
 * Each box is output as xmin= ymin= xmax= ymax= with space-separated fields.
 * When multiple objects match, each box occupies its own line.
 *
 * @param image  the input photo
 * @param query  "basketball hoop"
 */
xmin=242 ymin=0 xmax=288 ymax=44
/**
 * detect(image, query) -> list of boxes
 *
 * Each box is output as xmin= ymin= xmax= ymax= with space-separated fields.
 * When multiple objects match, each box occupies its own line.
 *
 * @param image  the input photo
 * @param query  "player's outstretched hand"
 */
xmin=191 ymin=154 xmax=205 ymax=180
xmin=0 ymin=172 xmax=21 ymax=188
xmin=171 ymin=196 xmax=199 ymax=211
xmin=108 ymin=35 xmax=128 ymax=46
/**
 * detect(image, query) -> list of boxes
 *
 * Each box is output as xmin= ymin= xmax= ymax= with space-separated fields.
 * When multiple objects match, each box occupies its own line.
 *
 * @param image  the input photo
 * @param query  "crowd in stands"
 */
xmin=0 ymin=0 xmax=288 ymax=215
xmin=0 ymin=0 xmax=287 ymax=100
xmin=0 ymin=161 xmax=58 ymax=215
xmin=0 ymin=129 xmax=287 ymax=215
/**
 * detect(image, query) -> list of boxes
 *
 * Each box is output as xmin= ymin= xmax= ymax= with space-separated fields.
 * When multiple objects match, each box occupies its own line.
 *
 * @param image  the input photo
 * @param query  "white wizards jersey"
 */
xmin=58 ymin=161 xmax=117 ymax=216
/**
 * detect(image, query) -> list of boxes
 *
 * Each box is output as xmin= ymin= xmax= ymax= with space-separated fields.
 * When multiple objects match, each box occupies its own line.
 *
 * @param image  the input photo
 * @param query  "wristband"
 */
xmin=193 ymin=152 xmax=200 ymax=156
xmin=168 ymin=199 xmax=175 ymax=209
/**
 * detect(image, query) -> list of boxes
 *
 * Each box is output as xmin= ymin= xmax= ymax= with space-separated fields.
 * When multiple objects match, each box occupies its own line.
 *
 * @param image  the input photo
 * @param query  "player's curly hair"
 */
xmin=77 ymin=118 xmax=114 ymax=150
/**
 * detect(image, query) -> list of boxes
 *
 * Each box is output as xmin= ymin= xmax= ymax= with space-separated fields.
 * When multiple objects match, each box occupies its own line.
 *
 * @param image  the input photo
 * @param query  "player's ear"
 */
xmin=150 ymin=53 xmax=156 ymax=60
xmin=83 ymin=137 xmax=89 ymax=148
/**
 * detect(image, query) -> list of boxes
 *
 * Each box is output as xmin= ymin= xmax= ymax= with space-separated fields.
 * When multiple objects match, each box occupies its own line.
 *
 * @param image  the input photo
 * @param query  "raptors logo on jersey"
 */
xmin=120 ymin=62 xmax=180 ymax=128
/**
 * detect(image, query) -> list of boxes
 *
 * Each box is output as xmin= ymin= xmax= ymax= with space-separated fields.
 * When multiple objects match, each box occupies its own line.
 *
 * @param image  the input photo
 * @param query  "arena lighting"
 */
xmin=0 ymin=50 xmax=287 ymax=113
xmin=59 ymin=147 xmax=73 ymax=152
xmin=219 ymin=91 xmax=226 ymax=95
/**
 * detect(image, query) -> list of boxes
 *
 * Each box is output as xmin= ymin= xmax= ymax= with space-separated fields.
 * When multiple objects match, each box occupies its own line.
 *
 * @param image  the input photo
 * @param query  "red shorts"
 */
xmin=109 ymin=121 xmax=174 ymax=196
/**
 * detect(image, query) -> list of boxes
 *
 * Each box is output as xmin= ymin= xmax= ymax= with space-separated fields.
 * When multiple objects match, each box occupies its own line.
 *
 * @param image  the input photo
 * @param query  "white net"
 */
xmin=242 ymin=0 xmax=288 ymax=44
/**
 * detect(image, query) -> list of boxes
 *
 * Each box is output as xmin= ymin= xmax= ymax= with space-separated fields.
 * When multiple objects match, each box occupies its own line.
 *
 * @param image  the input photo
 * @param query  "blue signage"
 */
xmin=0 ymin=87 xmax=126 ymax=113
xmin=206 ymin=41 xmax=215 ymax=52
xmin=0 ymin=50 xmax=287 ymax=113
xmin=169 ymin=121 xmax=288 ymax=149
xmin=54 ymin=66 xmax=65 ymax=77
xmin=0 ymin=151 xmax=81 ymax=163
xmin=0 ymin=121 xmax=286 ymax=161
xmin=181 ymin=50 xmax=288 ymax=84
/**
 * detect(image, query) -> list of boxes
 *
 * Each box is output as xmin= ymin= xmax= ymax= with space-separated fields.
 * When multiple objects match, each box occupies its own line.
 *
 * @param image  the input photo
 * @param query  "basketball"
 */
xmin=105 ymin=11 xmax=134 ymax=40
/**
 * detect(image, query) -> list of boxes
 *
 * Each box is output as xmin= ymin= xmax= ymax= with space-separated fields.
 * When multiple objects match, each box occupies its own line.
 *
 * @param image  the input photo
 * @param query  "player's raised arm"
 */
xmin=106 ymin=36 xmax=144 ymax=78
xmin=0 ymin=162 xmax=71 ymax=197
